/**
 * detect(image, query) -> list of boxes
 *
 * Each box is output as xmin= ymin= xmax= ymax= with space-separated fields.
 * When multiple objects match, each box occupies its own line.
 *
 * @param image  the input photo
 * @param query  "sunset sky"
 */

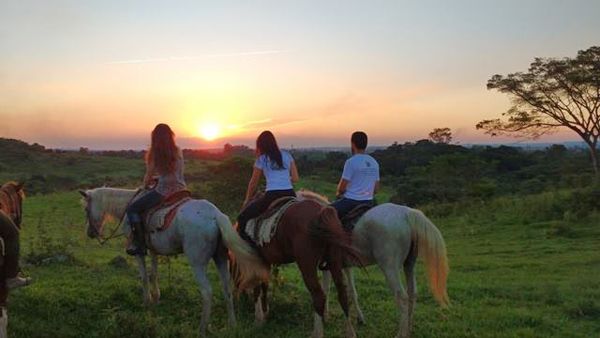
xmin=1 ymin=0 xmax=599 ymax=149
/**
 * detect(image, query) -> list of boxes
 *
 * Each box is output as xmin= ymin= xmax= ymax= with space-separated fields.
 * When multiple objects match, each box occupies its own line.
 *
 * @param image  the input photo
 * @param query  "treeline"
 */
xmin=295 ymin=139 xmax=597 ymax=206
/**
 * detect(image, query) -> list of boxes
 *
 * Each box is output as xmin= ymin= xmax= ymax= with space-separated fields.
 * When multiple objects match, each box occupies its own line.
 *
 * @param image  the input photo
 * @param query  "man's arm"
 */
xmin=336 ymin=178 xmax=349 ymax=199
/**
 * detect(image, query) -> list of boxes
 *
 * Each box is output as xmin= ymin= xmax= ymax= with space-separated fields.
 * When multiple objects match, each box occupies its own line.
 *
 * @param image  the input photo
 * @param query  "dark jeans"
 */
xmin=331 ymin=198 xmax=374 ymax=220
xmin=0 ymin=211 xmax=20 ymax=279
xmin=237 ymin=189 xmax=296 ymax=241
xmin=126 ymin=189 xmax=164 ymax=225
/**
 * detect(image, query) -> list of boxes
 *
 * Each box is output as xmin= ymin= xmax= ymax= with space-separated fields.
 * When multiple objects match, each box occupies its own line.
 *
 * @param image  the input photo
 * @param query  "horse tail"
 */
xmin=214 ymin=211 xmax=270 ymax=290
xmin=407 ymin=208 xmax=450 ymax=307
xmin=311 ymin=206 xmax=363 ymax=268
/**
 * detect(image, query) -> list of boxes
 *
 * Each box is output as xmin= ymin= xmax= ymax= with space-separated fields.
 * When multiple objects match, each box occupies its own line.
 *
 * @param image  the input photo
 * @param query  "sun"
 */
xmin=198 ymin=122 xmax=221 ymax=141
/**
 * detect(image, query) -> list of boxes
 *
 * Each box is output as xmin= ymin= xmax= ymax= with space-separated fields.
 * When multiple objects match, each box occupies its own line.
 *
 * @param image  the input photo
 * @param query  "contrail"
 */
xmin=106 ymin=50 xmax=287 ymax=65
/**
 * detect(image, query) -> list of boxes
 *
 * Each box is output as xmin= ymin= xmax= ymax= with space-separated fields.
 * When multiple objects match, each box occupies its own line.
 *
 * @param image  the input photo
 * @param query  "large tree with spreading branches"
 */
xmin=476 ymin=46 xmax=600 ymax=174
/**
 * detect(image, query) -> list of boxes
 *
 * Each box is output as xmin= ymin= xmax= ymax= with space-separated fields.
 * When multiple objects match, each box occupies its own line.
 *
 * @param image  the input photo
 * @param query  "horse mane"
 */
xmin=1 ymin=181 xmax=25 ymax=199
xmin=83 ymin=187 xmax=138 ymax=222
xmin=297 ymin=189 xmax=330 ymax=205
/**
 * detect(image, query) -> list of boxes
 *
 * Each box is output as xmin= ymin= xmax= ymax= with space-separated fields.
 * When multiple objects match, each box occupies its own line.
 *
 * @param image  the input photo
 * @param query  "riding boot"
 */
xmin=126 ymin=222 xmax=147 ymax=256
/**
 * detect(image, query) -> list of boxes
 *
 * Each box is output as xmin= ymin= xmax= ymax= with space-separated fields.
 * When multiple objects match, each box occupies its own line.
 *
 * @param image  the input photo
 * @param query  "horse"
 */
xmin=298 ymin=190 xmax=449 ymax=338
xmin=0 ymin=181 xmax=26 ymax=338
xmin=231 ymin=198 xmax=362 ymax=338
xmin=79 ymin=186 xmax=268 ymax=337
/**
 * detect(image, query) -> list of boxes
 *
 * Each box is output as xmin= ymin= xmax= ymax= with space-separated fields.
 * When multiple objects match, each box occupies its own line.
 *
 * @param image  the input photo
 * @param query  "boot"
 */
xmin=7 ymin=275 xmax=31 ymax=289
xmin=126 ymin=222 xmax=147 ymax=256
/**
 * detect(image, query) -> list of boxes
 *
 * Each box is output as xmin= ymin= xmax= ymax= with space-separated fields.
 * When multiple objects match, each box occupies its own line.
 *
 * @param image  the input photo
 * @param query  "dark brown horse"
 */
xmin=232 ymin=199 xmax=361 ymax=338
xmin=0 ymin=181 xmax=26 ymax=337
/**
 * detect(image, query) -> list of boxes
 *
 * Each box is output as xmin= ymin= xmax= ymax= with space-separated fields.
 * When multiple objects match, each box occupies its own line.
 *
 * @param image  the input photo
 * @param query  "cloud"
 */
xmin=106 ymin=50 xmax=288 ymax=65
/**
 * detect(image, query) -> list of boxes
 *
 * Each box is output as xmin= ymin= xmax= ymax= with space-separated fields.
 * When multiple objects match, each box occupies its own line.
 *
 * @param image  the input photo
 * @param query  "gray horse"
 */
xmin=298 ymin=190 xmax=449 ymax=338
xmin=80 ymin=187 xmax=268 ymax=337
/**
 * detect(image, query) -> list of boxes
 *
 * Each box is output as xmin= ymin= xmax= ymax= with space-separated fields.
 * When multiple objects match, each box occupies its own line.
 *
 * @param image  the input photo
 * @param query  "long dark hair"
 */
xmin=256 ymin=130 xmax=284 ymax=169
xmin=146 ymin=123 xmax=179 ymax=175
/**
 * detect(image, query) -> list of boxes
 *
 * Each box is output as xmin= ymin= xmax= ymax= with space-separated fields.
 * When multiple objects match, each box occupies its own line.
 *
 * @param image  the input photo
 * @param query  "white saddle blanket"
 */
xmin=245 ymin=198 xmax=297 ymax=246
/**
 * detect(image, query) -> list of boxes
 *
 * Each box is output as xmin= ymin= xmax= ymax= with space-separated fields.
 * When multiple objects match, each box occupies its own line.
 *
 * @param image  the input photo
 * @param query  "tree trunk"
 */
xmin=588 ymin=142 xmax=599 ymax=175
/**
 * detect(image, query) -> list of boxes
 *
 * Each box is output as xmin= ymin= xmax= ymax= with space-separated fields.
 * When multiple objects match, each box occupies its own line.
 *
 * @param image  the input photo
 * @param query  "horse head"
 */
xmin=79 ymin=189 xmax=103 ymax=239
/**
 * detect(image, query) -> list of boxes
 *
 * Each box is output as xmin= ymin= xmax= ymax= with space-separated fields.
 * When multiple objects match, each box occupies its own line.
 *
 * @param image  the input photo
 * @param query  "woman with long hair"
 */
xmin=125 ymin=123 xmax=186 ymax=256
xmin=237 ymin=130 xmax=299 ymax=242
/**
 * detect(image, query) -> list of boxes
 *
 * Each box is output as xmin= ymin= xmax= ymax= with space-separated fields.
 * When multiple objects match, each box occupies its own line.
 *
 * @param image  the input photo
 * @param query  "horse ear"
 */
xmin=78 ymin=190 xmax=88 ymax=198
xmin=15 ymin=182 xmax=24 ymax=191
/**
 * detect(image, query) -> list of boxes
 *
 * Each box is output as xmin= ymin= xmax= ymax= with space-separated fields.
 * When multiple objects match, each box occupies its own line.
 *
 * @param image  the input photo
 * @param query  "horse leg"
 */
xmin=330 ymin=265 xmax=356 ymax=338
xmin=298 ymin=262 xmax=326 ymax=338
xmin=149 ymin=254 xmax=160 ymax=304
xmin=380 ymin=263 xmax=409 ymax=338
xmin=253 ymin=284 xmax=266 ymax=325
xmin=403 ymin=244 xmax=418 ymax=334
xmin=190 ymin=262 xmax=212 ymax=337
xmin=261 ymin=282 xmax=269 ymax=317
xmin=135 ymin=255 xmax=152 ymax=306
xmin=344 ymin=268 xmax=366 ymax=325
xmin=214 ymin=250 xmax=236 ymax=327
xmin=185 ymin=235 xmax=214 ymax=337
xmin=321 ymin=270 xmax=331 ymax=322
xmin=0 ymin=307 xmax=7 ymax=338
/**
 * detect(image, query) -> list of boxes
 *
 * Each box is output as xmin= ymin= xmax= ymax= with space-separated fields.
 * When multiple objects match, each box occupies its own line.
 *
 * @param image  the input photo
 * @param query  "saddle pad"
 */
xmin=341 ymin=204 xmax=374 ymax=231
xmin=245 ymin=198 xmax=297 ymax=246
xmin=127 ymin=189 xmax=192 ymax=233
xmin=145 ymin=197 xmax=191 ymax=232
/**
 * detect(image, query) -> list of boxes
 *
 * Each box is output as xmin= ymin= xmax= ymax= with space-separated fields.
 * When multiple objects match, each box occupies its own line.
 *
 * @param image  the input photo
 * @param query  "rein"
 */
xmin=93 ymin=189 xmax=143 ymax=246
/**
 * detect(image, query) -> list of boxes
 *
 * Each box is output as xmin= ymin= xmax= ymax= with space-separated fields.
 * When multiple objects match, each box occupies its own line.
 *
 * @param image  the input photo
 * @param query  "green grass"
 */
xmin=6 ymin=190 xmax=599 ymax=337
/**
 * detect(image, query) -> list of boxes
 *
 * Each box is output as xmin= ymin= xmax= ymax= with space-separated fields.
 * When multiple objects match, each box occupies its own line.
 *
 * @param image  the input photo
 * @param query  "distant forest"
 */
xmin=1 ymin=137 xmax=598 ymax=215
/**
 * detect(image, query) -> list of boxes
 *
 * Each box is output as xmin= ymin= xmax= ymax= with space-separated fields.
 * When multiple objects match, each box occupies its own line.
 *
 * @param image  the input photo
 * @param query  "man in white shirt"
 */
xmin=331 ymin=131 xmax=380 ymax=220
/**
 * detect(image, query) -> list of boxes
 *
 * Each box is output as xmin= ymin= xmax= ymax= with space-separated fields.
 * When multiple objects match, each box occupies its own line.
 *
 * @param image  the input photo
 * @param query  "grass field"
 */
xmin=6 ymin=186 xmax=599 ymax=337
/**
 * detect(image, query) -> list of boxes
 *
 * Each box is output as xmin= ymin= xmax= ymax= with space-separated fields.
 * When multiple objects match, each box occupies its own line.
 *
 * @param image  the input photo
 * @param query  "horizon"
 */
xmin=4 ymin=135 xmax=589 ymax=152
xmin=1 ymin=1 xmax=599 ymax=149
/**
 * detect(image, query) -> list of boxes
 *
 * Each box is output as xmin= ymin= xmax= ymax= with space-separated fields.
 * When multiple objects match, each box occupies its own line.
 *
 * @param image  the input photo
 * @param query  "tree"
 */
xmin=476 ymin=46 xmax=600 ymax=174
xmin=428 ymin=128 xmax=453 ymax=144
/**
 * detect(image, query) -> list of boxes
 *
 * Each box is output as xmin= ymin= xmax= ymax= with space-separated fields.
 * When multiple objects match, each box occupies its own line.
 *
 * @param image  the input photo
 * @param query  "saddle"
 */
xmin=245 ymin=197 xmax=297 ymax=247
xmin=341 ymin=203 xmax=374 ymax=232
xmin=134 ymin=190 xmax=192 ymax=233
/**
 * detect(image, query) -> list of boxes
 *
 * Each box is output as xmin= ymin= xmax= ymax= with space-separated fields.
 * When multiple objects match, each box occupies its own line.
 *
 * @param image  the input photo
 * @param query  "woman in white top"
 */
xmin=238 ymin=130 xmax=299 ymax=242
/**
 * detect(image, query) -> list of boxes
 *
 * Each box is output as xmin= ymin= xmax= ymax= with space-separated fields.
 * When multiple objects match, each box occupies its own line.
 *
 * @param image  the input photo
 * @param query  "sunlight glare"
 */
xmin=198 ymin=122 xmax=221 ymax=141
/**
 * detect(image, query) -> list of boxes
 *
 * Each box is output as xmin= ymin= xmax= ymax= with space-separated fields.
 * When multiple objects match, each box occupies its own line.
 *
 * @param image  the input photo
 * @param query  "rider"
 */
xmin=125 ymin=123 xmax=186 ymax=256
xmin=331 ymin=131 xmax=380 ymax=220
xmin=237 ymin=131 xmax=299 ymax=242
xmin=0 ymin=182 xmax=31 ymax=289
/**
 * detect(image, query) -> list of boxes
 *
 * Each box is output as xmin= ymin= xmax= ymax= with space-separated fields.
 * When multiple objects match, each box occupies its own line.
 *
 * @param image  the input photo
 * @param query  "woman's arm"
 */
xmin=290 ymin=160 xmax=300 ymax=183
xmin=143 ymin=161 xmax=156 ymax=187
xmin=243 ymin=167 xmax=262 ymax=206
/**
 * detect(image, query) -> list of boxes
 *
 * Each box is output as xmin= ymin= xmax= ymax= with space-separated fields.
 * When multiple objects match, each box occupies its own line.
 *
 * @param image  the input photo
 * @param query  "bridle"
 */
xmin=84 ymin=189 xmax=142 ymax=245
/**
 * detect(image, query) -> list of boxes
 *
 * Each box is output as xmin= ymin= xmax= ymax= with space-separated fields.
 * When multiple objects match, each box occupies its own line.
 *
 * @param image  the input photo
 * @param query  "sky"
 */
xmin=1 ymin=0 xmax=599 ymax=150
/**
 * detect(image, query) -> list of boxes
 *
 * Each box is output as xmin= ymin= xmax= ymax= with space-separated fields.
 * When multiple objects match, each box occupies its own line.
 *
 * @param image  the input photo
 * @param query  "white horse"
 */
xmin=79 ymin=187 xmax=269 ymax=336
xmin=298 ymin=191 xmax=449 ymax=338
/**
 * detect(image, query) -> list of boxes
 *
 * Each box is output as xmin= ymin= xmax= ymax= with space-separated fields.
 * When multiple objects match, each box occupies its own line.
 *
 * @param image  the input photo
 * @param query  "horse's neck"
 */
xmin=99 ymin=188 xmax=138 ymax=219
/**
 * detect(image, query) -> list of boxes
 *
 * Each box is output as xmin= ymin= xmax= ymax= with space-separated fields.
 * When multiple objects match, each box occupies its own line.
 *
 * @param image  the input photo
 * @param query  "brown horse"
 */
xmin=0 ymin=181 xmax=26 ymax=338
xmin=231 ymin=199 xmax=361 ymax=338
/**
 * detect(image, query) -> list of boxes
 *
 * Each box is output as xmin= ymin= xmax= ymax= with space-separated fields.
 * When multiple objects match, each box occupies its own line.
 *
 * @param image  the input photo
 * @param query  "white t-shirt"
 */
xmin=255 ymin=150 xmax=294 ymax=191
xmin=341 ymin=154 xmax=380 ymax=201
